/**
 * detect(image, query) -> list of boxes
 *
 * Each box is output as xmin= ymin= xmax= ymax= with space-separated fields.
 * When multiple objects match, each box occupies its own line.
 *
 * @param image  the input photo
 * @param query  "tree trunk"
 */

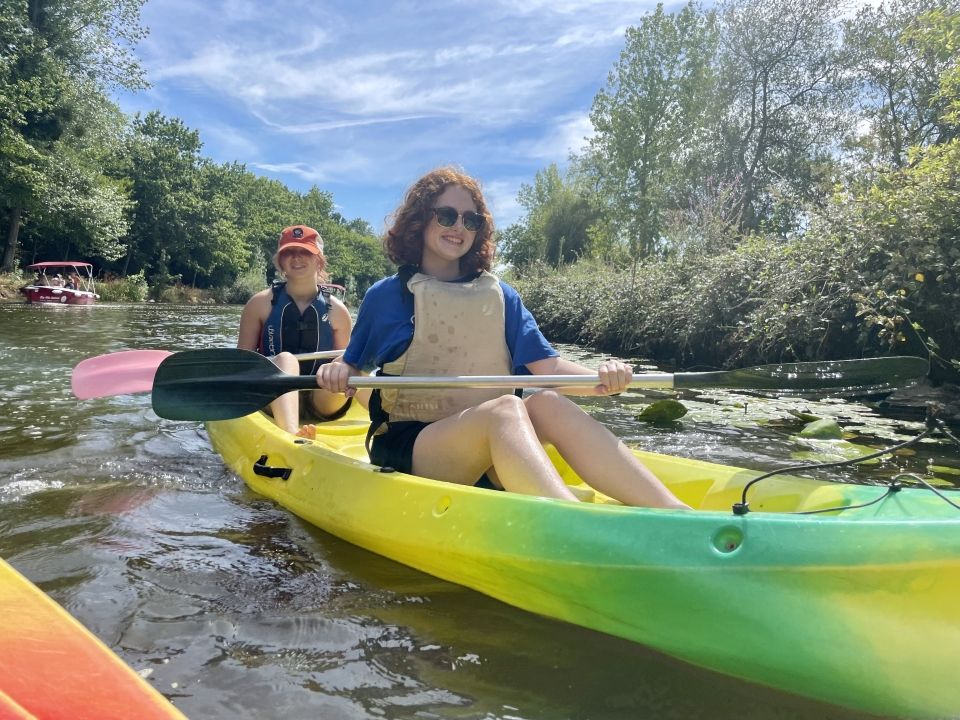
xmin=1 ymin=207 xmax=22 ymax=272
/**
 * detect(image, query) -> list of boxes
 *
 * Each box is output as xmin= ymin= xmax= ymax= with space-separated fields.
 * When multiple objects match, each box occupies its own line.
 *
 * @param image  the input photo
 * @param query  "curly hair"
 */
xmin=383 ymin=166 xmax=495 ymax=274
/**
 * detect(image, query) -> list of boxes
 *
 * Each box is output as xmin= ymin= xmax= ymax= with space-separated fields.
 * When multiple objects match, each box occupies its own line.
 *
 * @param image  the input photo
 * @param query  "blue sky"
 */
xmin=115 ymin=0 xmax=671 ymax=232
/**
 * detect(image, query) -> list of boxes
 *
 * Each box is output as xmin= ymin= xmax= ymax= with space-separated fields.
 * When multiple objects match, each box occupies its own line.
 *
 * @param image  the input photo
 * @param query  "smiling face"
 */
xmin=421 ymin=185 xmax=479 ymax=280
xmin=277 ymin=246 xmax=323 ymax=281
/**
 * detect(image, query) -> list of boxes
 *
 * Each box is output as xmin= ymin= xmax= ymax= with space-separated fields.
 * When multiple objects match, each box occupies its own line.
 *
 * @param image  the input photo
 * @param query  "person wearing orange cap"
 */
xmin=238 ymin=225 xmax=353 ymax=438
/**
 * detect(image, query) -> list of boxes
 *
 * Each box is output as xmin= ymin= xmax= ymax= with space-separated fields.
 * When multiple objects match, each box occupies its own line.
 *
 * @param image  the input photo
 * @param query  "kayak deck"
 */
xmin=207 ymin=405 xmax=960 ymax=718
xmin=279 ymin=403 xmax=955 ymax=518
xmin=0 ymin=557 xmax=186 ymax=720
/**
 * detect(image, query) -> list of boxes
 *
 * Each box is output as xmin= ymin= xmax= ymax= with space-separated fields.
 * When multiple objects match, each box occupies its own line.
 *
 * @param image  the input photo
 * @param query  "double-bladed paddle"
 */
xmin=71 ymin=348 xmax=343 ymax=400
xmin=150 ymin=348 xmax=929 ymax=422
xmin=72 ymin=350 xmax=173 ymax=400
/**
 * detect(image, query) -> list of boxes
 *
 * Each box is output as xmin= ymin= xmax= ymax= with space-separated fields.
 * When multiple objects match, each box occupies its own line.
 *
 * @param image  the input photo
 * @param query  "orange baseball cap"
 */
xmin=278 ymin=225 xmax=323 ymax=255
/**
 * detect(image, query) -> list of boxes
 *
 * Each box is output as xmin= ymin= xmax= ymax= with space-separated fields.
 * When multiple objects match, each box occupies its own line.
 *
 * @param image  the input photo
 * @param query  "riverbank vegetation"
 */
xmin=506 ymin=1 xmax=959 ymax=377
xmin=0 ymin=0 xmax=392 ymax=302
xmin=1 ymin=0 xmax=957 ymax=376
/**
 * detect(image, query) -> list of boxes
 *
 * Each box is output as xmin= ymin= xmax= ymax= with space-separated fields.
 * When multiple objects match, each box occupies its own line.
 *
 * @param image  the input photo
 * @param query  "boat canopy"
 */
xmin=27 ymin=262 xmax=93 ymax=271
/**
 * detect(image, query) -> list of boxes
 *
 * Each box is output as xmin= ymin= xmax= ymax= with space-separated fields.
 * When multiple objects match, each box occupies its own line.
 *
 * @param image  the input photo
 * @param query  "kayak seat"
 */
xmin=336 ymin=440 xmax=370 ymax=462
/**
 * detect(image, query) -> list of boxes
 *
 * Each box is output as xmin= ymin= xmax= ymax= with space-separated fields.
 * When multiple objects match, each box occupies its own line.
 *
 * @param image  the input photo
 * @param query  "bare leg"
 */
xmin=269 ymin=353 xmax=303 ymax=435
xmin=271 ymin=353 xmax=352 ymax=436
xmin=412 ymin=395 xmax=578 ymax=501
xmin=308 ymin=387 xmax=350 ymax=417
xmin=524 ymin=391 xmax=689 ymax=509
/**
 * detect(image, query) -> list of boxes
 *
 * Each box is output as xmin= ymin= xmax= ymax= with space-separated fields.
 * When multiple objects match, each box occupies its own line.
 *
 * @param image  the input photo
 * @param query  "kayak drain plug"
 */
xmin=712 ymin=527 xmax=744 ymax=554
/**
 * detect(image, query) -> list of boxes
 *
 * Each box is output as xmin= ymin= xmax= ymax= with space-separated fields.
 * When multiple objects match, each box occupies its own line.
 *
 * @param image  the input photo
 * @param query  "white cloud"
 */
xmin=554 ymin=24 xmax=633 ymax=49
xmin=122 ymin=0 xmax=663 ymax=225
xmin=251 ymin=112 xmax=440 ymax=134
xmin=525 ymin=113 xmax=595 ymax=161
xmin=253 ymin=144 xmax=379 ymax=184
xmin=141 ymin=1 xmax=637 ymax=121
xmin=251 ymin=161 xmax=327 ymax=183
xmin=483 ymin=178 xmax=526 ymax=228
xmin=151 ymin=38 xmax=574 ymax=125
xmin=487 ymin=0 xmax=658 ymax=17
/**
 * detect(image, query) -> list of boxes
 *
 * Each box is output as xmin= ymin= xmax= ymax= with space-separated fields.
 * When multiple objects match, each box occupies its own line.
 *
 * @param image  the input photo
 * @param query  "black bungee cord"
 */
xmin=732 ymin=405 xmax=960 ymax=515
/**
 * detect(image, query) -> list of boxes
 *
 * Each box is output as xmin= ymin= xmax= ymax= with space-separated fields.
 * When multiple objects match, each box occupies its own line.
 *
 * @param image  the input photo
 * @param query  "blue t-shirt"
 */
xmin=344 ymin=273 xmax=557 ymax=374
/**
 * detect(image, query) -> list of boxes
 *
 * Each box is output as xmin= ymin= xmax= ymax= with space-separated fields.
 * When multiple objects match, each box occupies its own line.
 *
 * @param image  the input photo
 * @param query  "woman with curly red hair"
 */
xmin=318 ymin=167 xmax=687 ymax=508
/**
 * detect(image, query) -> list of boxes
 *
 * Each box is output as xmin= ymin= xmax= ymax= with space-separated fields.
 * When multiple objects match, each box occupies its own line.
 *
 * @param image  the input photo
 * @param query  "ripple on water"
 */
xmin=0 ymin=475 xmax=65 ymax=500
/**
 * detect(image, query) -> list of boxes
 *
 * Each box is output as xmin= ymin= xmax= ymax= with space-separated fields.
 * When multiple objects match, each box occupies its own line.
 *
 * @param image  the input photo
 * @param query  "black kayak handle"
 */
xmin=253 ymin=455 xmax=291 ymax=480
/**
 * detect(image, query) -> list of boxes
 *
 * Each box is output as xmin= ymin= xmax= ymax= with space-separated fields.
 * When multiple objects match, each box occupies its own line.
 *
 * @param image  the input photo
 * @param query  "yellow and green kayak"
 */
xmin=206 ymin=404 xmax=960 ymax=718
xmin=0 ymin=557 xmax=186 ymax=719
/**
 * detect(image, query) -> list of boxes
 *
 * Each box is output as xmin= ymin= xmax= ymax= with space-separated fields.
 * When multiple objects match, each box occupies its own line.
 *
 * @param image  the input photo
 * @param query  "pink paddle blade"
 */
xmin=71 ymin=350 xmax=174 ymax=400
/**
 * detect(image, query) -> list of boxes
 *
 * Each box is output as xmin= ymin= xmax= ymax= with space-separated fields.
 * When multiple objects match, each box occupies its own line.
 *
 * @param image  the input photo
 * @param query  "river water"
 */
xmin=1 ymin=301 xmax=956 ymax=720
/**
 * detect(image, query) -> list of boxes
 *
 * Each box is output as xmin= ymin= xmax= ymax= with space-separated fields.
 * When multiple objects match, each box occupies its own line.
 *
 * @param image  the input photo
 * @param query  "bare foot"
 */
xmin=295 ymin=424 xmax=316 ymax=440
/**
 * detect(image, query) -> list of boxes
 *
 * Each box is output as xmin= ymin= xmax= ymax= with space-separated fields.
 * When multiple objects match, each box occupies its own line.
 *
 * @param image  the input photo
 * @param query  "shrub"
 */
xmin=222 ymin=265 xmax=268 ymax=305
xmin=0 ymin=271 xmax=25 ymax=300
xmin=512 ymin=221 xmax=934 ymax=370
xmin=155 ymin=285 xmax=211 ymax=304
xmin=96 ymin=271 xmax=149 ymax=302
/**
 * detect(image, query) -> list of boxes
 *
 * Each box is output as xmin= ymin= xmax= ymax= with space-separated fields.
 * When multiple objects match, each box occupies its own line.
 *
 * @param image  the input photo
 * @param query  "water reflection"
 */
xmin=0 ymin=302 xmax=949 ymax=718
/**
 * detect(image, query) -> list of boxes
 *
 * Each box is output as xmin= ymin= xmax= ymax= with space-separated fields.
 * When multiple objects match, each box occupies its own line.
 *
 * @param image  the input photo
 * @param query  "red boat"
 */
xmin=20 ymin=262 xmax=99 ymax=305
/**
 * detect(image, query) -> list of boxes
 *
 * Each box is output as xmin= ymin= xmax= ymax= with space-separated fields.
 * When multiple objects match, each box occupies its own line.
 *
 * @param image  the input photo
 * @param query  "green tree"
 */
xmin=713 ymin=0 xmax=847 ymax=234
xmin=584 ymin=2 xmax=719 ymax=260
xmin=842 ymin=7 xmax=960 ymax=365
xmin=499 ymin=164 xmax=600 ymax=270
xmin=0 ymin=0 xmax=146 ymax=271
xmin=18 ymin=84 xmax=131 ymax=264
xmin=843 ymin=0 xmax=959 ymax=174
xmin=324 ymin=227 xmax=391 ymax=299
xmin=230 ymin=170 xmax=302 ymax=280
xmin=115 ymin=112 xmax=203 ymax=279
xmin=186 ymin=160 xmax=250 ymax=287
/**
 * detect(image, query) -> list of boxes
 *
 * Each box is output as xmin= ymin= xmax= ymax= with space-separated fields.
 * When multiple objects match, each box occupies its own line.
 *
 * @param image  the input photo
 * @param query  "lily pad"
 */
xmin=798 ymin=418 xmax=844 ymax=439
xmin=929 ymin=464 xmax=960 ymax=476
xmin=788 ymin=409 xmax=821 ymax=423
xmin=791 ymin=439 xmax=881 ymax=465
xmin=921 ymin=475 xmax=958 ymax=488
xmin=636 ymin=399 xmax=688 ymax=424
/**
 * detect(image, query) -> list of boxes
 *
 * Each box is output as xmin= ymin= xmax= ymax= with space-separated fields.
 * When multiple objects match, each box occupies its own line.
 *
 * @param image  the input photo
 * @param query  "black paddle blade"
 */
xmin=674 ymin=356 xmax=928 ymax=396
xmin=152 ymin=348 xmax=317 ymax=421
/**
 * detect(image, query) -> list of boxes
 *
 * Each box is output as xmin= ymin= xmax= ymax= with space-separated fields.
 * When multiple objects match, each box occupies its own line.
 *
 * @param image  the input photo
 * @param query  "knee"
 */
xmin=273 ymin=352 xmax=299 ymax=373
xmin=524 ymin=390 xmax=584 ymax=439
xmin=484 ymin=393 xmax=528 ymax=423
xmin=525 ymin=389 xmax=573 ymax=418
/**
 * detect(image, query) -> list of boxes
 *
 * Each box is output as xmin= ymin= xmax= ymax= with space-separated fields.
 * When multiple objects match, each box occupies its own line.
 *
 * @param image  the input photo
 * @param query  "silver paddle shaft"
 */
xmin=345 ymin=374 xmax=676 ymax=390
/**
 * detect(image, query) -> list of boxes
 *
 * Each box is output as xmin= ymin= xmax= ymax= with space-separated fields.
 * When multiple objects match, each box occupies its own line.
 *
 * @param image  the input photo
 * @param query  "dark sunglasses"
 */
xmin=432 ymin=206 xmax=485 ymax=232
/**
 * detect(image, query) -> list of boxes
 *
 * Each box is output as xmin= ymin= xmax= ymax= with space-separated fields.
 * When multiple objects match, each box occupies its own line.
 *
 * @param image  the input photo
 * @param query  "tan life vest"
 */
xmin=380 ymin=271 xmax=514 ymax=422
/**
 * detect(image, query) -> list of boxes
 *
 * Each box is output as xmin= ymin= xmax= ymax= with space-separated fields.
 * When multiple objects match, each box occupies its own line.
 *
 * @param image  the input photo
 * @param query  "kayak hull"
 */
xmin=0 ymin=557 xmax=185 ymax=719
xmin=207 ymin=406 xmax=960 ymax=718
